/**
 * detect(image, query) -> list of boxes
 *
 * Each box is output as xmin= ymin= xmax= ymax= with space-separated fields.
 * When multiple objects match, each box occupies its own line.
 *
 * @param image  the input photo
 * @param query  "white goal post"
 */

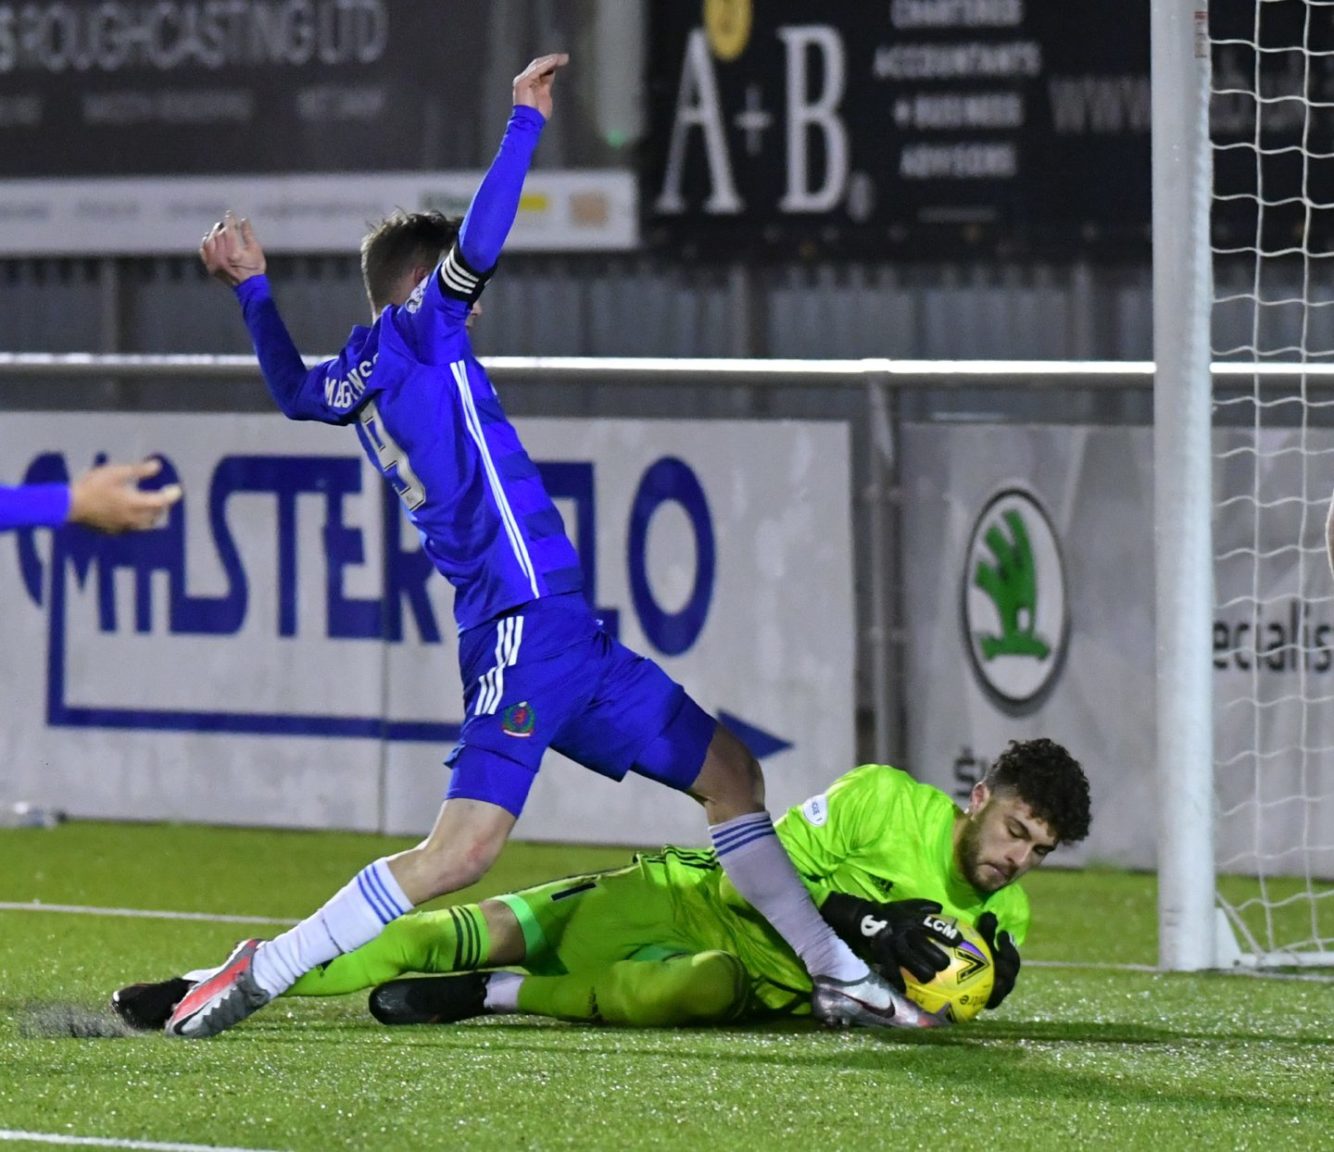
xmin=1152 ymin=3 xmax=1218 ymax=971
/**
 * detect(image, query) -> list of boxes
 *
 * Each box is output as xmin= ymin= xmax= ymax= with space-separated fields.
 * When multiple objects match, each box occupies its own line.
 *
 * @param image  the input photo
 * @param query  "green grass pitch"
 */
xmin=1 ymin=822 xmax=1330 ymax=1152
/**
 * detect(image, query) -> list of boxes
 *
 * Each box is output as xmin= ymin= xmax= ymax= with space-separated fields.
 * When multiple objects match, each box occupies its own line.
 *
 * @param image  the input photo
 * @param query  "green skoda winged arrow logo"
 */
xmin=962 ymin=488 xmax=1069 ymax=713
xmin=975 ymin=509 xmax=1050 ymax=661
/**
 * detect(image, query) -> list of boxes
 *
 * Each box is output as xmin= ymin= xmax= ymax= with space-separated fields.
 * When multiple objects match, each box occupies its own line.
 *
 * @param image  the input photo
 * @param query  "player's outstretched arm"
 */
xmin=455 ymin=53 xmax=569 ymax=276
xmin=199 ymin=212 xmax=338 ymax=421
xmin=0 ymin=461 xmax=180 ymax=533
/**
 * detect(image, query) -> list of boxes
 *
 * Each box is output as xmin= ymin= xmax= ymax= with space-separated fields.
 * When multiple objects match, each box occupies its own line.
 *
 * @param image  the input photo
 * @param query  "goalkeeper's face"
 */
xmin=957 ymin=784 xmax=1058 ymax=893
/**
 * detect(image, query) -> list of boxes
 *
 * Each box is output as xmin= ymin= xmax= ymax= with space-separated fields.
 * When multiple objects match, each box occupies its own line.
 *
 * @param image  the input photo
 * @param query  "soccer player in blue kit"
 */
xmin=165 ymin=54 xmax=930 ymax=1038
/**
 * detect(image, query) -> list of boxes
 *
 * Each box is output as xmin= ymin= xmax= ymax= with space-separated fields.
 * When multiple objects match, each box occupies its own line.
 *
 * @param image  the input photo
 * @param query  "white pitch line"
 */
xmin=0 ymin=901 xmax=296 ymax=926
xmin=0 ymin=1131 xmax=287 ymax=1152
xmin=1028 ymin=959 xmax=1334 ymax=983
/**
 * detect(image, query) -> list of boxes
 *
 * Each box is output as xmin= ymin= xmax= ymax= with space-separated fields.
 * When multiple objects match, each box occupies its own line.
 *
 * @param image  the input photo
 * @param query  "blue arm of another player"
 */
xmin=457 ymin=105 xmax=546 ymax=274
xmin=0 ymin=483 xmax=69 ymax=530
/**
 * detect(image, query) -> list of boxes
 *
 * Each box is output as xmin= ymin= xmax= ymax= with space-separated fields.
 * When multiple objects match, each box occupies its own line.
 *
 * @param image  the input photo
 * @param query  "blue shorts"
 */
xmin=444 ymin=593 xmax=716 ymax=817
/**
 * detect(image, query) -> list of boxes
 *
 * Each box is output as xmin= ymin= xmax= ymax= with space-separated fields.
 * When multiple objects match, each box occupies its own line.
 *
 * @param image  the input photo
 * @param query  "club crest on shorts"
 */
xmin=502 ymin=701 xmax=535 ymax=737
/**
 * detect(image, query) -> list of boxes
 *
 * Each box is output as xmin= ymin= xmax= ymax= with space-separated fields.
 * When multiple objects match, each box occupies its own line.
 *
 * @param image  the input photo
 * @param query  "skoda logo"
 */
xmin=961 ymin=487 xmax=1069 ymax=714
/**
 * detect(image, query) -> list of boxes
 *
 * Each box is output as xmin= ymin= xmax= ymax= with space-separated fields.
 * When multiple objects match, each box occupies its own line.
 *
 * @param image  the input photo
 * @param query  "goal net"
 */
xmin=1209 ymin=0 xmax=1334 ymax=967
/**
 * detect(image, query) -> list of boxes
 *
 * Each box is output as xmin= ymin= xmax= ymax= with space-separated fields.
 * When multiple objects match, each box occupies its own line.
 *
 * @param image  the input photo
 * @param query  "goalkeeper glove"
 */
xmin=975 ymin=911 xmax=1020 ymax=1009
xmin=820 ymin=894 xmax=952 ymax=992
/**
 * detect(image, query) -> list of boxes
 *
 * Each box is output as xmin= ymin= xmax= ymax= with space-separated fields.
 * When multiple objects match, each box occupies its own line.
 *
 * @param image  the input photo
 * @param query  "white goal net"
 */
xmin=1209 ymin=0 xmax=1334 ymax=966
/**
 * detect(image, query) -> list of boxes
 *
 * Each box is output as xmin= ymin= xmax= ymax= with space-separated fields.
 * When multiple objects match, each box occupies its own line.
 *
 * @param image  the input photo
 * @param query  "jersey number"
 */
xmin=360 ymin=400 xmax=426 ymax=511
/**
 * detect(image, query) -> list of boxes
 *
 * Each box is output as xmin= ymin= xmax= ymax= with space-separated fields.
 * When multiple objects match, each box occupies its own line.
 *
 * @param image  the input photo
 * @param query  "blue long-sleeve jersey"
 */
xmin=234 ymin=106 xmax=583 ymax=632
xmin=0 ymin=484 xmax=69 ymax=531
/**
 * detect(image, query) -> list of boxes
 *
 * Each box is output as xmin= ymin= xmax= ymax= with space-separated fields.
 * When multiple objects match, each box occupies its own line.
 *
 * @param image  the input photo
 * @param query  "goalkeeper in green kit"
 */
xmin=114 ymin=739 xmax=1090 ymax=1030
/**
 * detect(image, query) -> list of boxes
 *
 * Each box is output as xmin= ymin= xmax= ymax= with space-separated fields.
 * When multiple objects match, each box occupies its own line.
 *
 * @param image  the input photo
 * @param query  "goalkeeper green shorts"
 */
xmin=495 ymin=857 xmax=695 ymax=976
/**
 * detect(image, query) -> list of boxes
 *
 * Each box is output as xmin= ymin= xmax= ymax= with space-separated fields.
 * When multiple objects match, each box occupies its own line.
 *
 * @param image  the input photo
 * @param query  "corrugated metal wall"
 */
xmin=2 ymin=254 xmax=1324 ymax=367
xmin=0 ymin=254 xmax=1157 ymax=362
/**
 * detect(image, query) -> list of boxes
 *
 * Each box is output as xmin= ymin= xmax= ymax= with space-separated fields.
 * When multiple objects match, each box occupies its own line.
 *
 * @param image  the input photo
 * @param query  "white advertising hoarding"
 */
xmin=0 ymin=2 xmax=639 ymax=254
xmin=901 ymin=423 xmax=1333 ymax=876
xmin=0 ymin=172 xmax=638 ymax=255
xmin=0 ymin=413 xmax=854 ymax=845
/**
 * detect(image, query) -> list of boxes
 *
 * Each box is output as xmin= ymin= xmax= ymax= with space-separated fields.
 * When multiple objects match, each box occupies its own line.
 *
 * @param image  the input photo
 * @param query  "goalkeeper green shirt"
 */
xmin=775 ymin=763 xmax=1030 ymax=941
xmin=631 ymin=764 xmax=1030 ymax=1013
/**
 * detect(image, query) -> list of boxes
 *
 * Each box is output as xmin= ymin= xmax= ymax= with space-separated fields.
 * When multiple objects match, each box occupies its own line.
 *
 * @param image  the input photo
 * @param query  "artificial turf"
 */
xmin=1 ymin=822 xmax=1329 ymax=1152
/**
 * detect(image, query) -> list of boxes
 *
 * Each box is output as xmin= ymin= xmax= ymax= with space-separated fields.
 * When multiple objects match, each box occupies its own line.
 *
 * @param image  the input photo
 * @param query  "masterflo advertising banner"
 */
xmin=0 ymin=413 xmax=854 ymax=845
xmin=901 ymin=423 xmax=1334 ymax=877
xmin=0 ymin=1 xmax=636 ymax=252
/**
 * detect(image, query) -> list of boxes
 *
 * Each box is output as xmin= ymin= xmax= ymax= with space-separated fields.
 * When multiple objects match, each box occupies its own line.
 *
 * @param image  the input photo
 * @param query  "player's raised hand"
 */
xmin=975 ymin=911 xmax=1020 ymax=1009
xmin=68 ymin=458 xmax=183 ymax=534
xmin=200 ymin=210 xmax=266 ymax=287
xmin=513 ymin=52 xmax=569 ymax=120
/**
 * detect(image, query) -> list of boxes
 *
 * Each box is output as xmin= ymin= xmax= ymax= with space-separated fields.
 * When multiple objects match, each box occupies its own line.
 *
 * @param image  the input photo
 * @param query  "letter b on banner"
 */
xmin=628 ymin=457 xmax=715 ymax=656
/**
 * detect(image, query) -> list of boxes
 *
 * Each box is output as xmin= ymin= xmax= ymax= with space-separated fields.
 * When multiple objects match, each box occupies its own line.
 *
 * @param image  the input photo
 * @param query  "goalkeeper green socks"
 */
xmin=283 ymin=907 xmax=751 ymax=1029
xmin=286 ymin=905 xmax=491 ymax=997
xmin=514 ymin=951 xmax=748 ymax=1026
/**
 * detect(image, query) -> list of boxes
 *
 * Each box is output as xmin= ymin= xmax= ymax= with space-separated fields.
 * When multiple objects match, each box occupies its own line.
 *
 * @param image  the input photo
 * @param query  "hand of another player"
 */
xmin=512 ymin=52 xmax=569 ymax=120
xmin=68 ymin=458 xmax=183 ymax=534
xmin=975 ymin=911 xmax=1020 ymax=1009
xmin=820 ymin=894 xmax=952 ymax=992
xmin=200 ymin=210 xmax=267 ymax=286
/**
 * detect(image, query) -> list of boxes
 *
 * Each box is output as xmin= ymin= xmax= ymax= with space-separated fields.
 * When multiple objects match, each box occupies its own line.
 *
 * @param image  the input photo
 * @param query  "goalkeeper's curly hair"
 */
xmin=983 ymin=738 xmax=1091 ymax=845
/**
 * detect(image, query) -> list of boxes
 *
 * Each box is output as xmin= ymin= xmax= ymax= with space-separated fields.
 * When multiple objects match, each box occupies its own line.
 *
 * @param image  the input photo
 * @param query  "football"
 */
xmin=901 ymin=914 xmax=995 ymax=1023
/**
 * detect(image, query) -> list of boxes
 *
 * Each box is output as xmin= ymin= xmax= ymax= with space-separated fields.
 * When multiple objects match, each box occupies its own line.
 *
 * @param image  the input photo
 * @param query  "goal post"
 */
xmin=1152 ymin=3 xmax=1220 ymax=971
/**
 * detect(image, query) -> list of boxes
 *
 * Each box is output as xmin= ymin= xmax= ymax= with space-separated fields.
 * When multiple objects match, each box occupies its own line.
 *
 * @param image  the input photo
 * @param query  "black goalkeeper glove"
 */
xmin=820 ymin=894 xmax=952 ymax=992
xmin=975 ymin=911 xmax=1020 ymax=1009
